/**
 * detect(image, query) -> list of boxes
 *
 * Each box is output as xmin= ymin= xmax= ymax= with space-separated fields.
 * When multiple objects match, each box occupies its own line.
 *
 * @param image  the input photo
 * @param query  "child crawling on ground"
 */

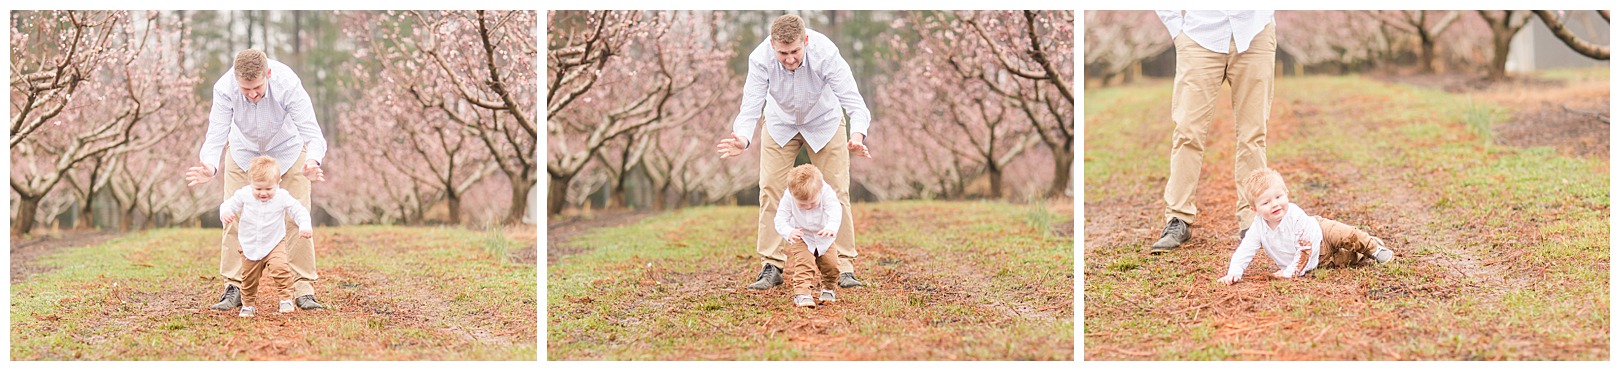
xmin=220 ymin=156 xmax=313 ymax=317
xmin=1219 ymin=168 xmax=1395 ymax=284
xmin=775 ymin=164 xmax=844 ymax=307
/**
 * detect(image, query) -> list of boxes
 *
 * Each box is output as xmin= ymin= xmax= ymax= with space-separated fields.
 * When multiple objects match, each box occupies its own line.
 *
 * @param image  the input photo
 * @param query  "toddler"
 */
xmin=1219 ymin=168 xmax=1394 ymax=284
xmin=774 ymin=164 xmax=844 ymax=307
xmin=220 ymin=156 xmax=313 ymax=316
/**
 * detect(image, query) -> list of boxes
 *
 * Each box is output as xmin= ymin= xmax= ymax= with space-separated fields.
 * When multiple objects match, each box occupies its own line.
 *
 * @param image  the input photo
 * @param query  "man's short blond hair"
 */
xmin=770 ymin=14 xmax=806 ymax=45
xmin=1242 ymin=168 xmax=1286 ymax=203
xmin=787 ymin=164 xmax=823 ymax=203
xmin=234 ymin=49 xmax=268 ymax=82
xmin=248 ymin=156 xmax=281 ymax=184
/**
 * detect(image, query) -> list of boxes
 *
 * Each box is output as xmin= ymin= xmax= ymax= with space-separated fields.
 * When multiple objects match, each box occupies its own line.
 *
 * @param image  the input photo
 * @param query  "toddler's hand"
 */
xmin=1217 ymin=273 xmax=1241 ymax=285
xmin=220 ymin=213 xmax=236 ymax=225
xmin=787 ymin=229 xmax=804 ymax=243
xmin=1271 ymin=269 xmax=1296 ymax=279
xmin=299 ymin=230 xmax=313 ymax=239
xmin=816 ymin=229 xmax=836 ymax=237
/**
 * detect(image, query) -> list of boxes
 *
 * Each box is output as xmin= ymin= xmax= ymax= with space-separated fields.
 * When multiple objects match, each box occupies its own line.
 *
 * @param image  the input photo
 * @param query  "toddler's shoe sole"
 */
xmin=793 ymin=295 xmax=817 ymax=308
xmin=1371 ymin=237 xmax=1395 ymax=264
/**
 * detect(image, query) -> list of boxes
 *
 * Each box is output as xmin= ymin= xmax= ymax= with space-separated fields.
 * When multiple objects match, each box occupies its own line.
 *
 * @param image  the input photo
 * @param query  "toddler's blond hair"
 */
xmin=248 ymin=156 xmax=280 ymax=185
xmin=786 ymin=164 xmax=823 ymax=203
xmin=1242 ymin=168 xmax=1286 ymax=203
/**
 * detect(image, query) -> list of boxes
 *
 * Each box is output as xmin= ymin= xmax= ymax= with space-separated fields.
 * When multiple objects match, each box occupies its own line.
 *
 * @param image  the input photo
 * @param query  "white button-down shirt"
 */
xmin=220 ymin=186 xmax=312 ymax=261
xmin=200 ymin=59 xmax=328 ymax=176
xmin=1156 ymin=10 xmax=1275 ymax=54
xmin=732 ymin=29 xmax=872 ymax=153
xmin=1226 ymin=203 xmax=1322 ymax=277
xmin=774 ymin=182 xmax=843 ymax=256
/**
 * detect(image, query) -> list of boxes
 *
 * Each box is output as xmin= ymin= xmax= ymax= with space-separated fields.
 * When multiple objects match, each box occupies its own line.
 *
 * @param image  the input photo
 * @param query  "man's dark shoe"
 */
xmin=295 ymin=295 xmax=325 ymax=310
xmin=1150 ymin=218 xmax=1191 ymax=254
xmin=837 ymin=272 xmax=864 ymax=288
xmin=210 ymin=285 xmax=242 ymax=311
xmin=747 ymin=264 xmax=783 ymax=290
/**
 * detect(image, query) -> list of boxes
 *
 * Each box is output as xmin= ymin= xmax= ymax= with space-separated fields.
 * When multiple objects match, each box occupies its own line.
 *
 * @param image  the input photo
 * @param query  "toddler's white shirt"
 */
xmin=220 ymin=186 xmax=312 ymax=261
xmin=1226 ymin=203 xmax=1322 ymax=277
xmin=774 ymin=182 xmax=843 ymax=256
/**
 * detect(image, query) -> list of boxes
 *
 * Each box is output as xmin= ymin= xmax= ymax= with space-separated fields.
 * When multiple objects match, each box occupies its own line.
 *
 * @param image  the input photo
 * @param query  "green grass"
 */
xmin=1084 ymin=75 xmax=1609 ymax=360
xmin=10 ymin=226 xmax=537 ymax=360
xmin=547 ymin=200 xmax=1074 ymax=360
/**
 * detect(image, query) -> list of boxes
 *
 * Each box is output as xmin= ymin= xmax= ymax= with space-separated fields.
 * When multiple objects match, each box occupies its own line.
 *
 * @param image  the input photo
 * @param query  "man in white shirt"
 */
xmin=1150 ymin=11 xmax=1278 ymax=254
xmin=717 ymin=14 xmax=872 ymax=290
xmin=184 ymin=49 xmax=330 ymax=311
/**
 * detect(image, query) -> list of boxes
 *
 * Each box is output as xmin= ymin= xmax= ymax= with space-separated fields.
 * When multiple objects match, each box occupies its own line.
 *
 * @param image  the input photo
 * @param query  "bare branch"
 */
xmin=1534 ymin=10 xmax=1610 ymax=60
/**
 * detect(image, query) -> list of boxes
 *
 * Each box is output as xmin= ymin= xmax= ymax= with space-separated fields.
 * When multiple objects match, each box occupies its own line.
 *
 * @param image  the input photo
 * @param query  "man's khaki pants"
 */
xmin=219 ymin=146 xmax=318 ymax=297
xmin=1315 ymin=216 xmax=1382 ymax=268
xmin=784 ymin=239 xmax=840 ymax=297
xmin=1163 ymin=23 xmax=1277 ymax=227
xmin=757 ymin=119 xmax=857 ymax=274
xmin=237 ymin=235 xmax=295 ymax=307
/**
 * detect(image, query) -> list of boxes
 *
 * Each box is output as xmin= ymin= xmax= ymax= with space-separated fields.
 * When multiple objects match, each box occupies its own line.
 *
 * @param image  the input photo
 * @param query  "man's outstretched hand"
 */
xmin=717 ymin=133 xmax=748 ymax=159
xmin=848 ymin=133 xmax=871 ymax=159
xmin=304 ymin=160 xmax=326 ymax=182
xmin=185 ymin=162 xmax=216 ymax=187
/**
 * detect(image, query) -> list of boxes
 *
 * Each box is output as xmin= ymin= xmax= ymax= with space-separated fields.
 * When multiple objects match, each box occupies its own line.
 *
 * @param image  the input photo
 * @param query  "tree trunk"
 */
xmin=443 ymin=188 xmax=462 ymax=225
xmin=261 ymin=10 xmax=270 ymax=54
xmin=293 ymin=11 xmax=302 ymax=57
xmin=1481 ymin=10 xmax=1529 ymax=81
xmin=245 ymin=10 xmax=255 ymax=49
xmin=12 ymin=196 xmax=41 ymax=239
xmin=607 ymin=137 xmax=634 ymax=209
xmin=988 ymin=165 xmax=1004 ymax=199
xmin=609 ymin=178 xmax=629 ymax=209
xmin=1419 ymin=34 xmax=1437 ymax=73
xmin=1047 ymin=144 xmax=1074 ymax=198
xmin=120 ymin=207 xmax=135 ymax=232
xmin=654 ymin=182 xmax=673 ymax=211
xmin=506 ymin=177 xmax=532 ymax=225
xmin=77 ymin=194 xmax=96 ymax=230
xmin=226 ymin=11 xmax=236 ymax=51
xmin=548 ymin=173 xmax=571 ymax=216
xmin=679 ymin=189 xmax=694 ymax=208
xmin=1489 ymin=27 xmax=1513 ymax=80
